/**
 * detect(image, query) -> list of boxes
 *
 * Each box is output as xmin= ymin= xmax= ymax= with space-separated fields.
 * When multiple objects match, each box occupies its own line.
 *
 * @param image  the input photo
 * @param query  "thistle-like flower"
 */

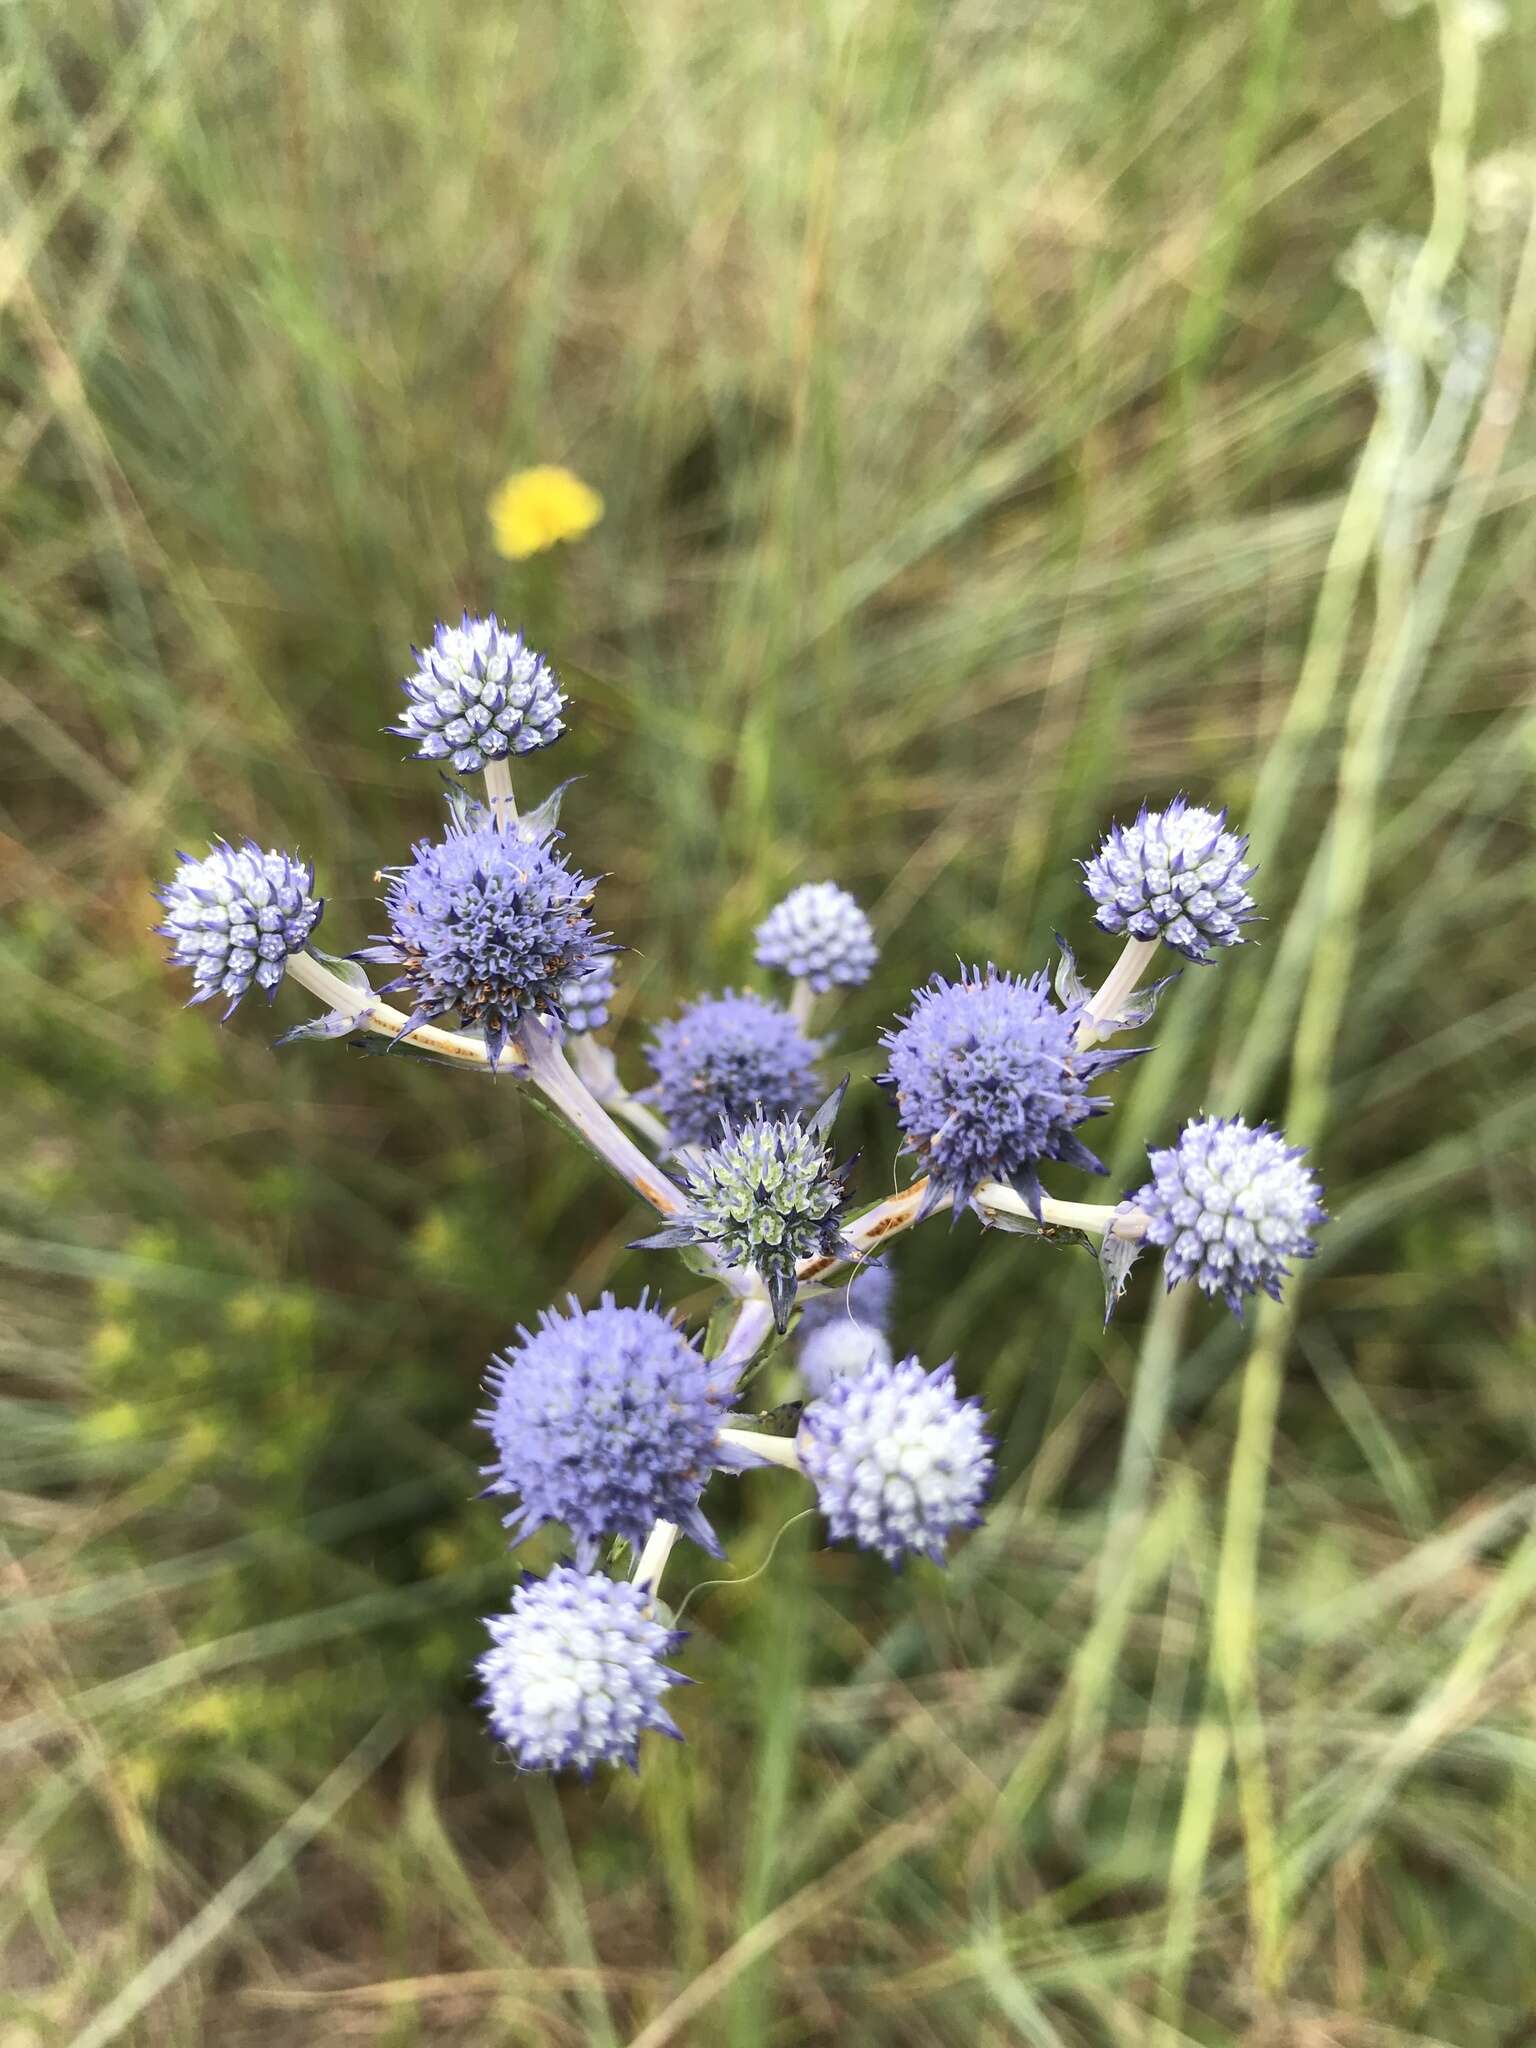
xmin=797 ymin=1354 xmax=993 ymax=1567
xmin=797 ymin=1263 xmax=895 ymax=1397
xmin=480 ymin=1294 xmax=752 ymax=1565
xmin=880 ymin=965 xmax=1140 ymax=1221
xmin=1129 ymin=1115 xmax=1325 ymax=1315
xmin=1082 ymin=797 xmax=1256 ymax=963
xmin=754 ymin=882 xmax=878 ymax=993
xmin=645 ymin=990 xmax=820 ymax=1149
xmin=477 ymin=1565 xmax=686 ymax=1773
xmin=634 ymin=1086 xmax=855 ymax=1331
xmin=155 ymin=841 xmax=322 ymax=1019
xmin=358 ymin=818 xmax=607 ymax=1068
xmin=558 ymin=954 xmax=617 ymax=1035
xmin=392 ymin=613 xmax=565 ymax=773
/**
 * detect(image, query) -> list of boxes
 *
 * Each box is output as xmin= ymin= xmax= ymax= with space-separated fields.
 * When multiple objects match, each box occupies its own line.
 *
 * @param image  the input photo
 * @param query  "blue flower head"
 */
xmin=480 ymin=1293 xmax=752 ymax=1566
xmin=392 ymin=613 xmax=565 ymax=773
xmin=755 ymin=882 xmax=878 ymax=992
xmin=358 ymin=817 xmax=607 ymax=1068
xmin=645 ymin=990 xmax=820 ymax=1148
xmin=1129 ymin=1114 xmax=1326 ymax=1316
xmin=797 ymin=1262 xmax=895 ymax=1398
xmin=559 ymin=953 xmax=617 ymax=1035
xmin=1082 ymin=797 xmax=1256 ymax=963
xmin=633 ymin=1086 xmax=855 ymax=1332
xmin=797 ymin=1354 xmax=994 ymax=1566
xmin=880 ymin=965 xmax=1140 ymax=1221
xmin=478 ymin=1565 xmax=687 ymax=1773
xmin=155 ymin=840 xmax=322 ymax=1019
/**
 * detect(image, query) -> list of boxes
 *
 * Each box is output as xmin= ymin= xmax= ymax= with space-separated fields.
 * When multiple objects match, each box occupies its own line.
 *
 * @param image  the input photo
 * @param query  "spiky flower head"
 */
xmin=1129 ymin=1115 xmax=1325 ymax=1315
xmin=392 ymin=613 xmax=565 ymax=773
xmin=880 ymin=966 xmax=1139 ymax=1222
xmin=1082 ymin=797 xmax=1256 ymax=963
xmin=645 ymin=990 xmax=820 ymax=1149
xmin=358 ymin=817 xmax=606 ymax=1069
xmin=477 ymin=1566 xmax=686 ymax=1773
xmin=634 ymin=1087 xmax=854 ymax=1332
xmin=797 ymin=1263 xmax=895 ymax=1397
xmin=797 ymin=1354 xmax=993 ymax=1567
xmin=558 ymin=953 xmax=617 ymax=1035
xmin=155 ymin=840 xmax=322 ymax=1019
xmin=755 ymin=882 xmax=878 ymax=993
xmin=480 ymin=1294 xmax=751 ymax=1566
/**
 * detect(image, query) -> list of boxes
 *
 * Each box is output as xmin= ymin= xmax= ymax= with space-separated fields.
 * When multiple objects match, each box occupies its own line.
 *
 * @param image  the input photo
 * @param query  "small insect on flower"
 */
xmin=755 ymin=882 xmax=878 ymax=993
xmin=798 ymin=1354 xmax=994 ymax=1567
xmin=357 ymin=817 xmax=609 ymax=1069
xmin=393 ymin=614 xmax=565 ymax=774
xmin=644 ymin=989 xmax=821 ymax=1149
xmin=633 ymin=1085 xmax=857 ymax=1332
xmin=488 ymin=465 xmax=604 ymax=561
xmin=480 ymin=1293 xmax=755 ymax=1566
xmin=478 ymin=1566 xmax=687 ymax=1774
xmin=155 ymin=841 xmax=322 ymax=1019
xmin=1082 ymin=796 xmax=1257 ymax=964
xmin=1129 ymin=1114 xmax=1326 ymax=1315
xmin=881 ymin=965 xmax=1141 ymax=1222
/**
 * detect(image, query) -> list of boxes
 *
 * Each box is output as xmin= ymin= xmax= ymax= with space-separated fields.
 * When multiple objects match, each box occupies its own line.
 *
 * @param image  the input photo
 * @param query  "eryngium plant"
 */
xmin=155 ymin=608 xmax=1328 ymax=1776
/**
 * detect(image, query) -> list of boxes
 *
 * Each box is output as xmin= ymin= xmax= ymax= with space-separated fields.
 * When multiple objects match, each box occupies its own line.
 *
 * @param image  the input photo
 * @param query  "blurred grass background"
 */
xmin=5 ymin=0 xmax=1536 ymax=2042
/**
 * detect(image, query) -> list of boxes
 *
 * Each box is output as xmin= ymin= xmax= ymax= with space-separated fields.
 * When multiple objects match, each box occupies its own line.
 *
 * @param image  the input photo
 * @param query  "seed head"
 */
xmin=477 ymin=1566 xmax=686 ymax=1773
xmin=1129 ymin=1114 xmax=1326 ymax=1315
xmin=358 ymin=818 xmax=606 ymax=1068
xmin=798 ymin=1354 xmax=993 ymax=1567
xmin=155 ymin=841 xmax=322 ymax=1019
xmin=392 ymin=613 xmax=565 ymax=773
xmin=880 ymin=965 xmax=1139 ymax=1221
xmin=1082 ymin=797 xmax=1256 ymax=963
xmin=754 ymin=882 xmax=878 ymax=992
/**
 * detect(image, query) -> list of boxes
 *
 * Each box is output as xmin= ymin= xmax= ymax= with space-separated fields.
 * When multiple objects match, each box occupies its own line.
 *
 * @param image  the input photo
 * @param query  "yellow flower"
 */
xmin=489 ymin=465 xmax=603 ymax=560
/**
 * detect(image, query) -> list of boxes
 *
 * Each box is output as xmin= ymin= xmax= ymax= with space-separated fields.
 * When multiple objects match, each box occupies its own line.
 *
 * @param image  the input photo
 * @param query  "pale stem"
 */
xmin=287 ymin=951 xmax=523 ymax=1072
xmin=516 ymin=1016 xmax=695 ymax=1223
xmin=789 ymin=979 xmax=818 ymax=1031
xmin=483 ymin=756 xmax=517 ymax=826
xmin=1076 ymin=935 xmax=1163 ymax=1046
xmin=718 ymin=1428 xmax=804 ymax=1473
xmin=567 ymin=1034 xmax=674 ymax=1153
xmin=631 ymin=1520 xmax=678 ymax=1597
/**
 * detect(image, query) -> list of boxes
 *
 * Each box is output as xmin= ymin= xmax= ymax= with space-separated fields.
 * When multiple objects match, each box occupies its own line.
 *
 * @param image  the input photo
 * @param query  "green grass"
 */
xmin=4 ymin=0 xmax=1536 ymax=2042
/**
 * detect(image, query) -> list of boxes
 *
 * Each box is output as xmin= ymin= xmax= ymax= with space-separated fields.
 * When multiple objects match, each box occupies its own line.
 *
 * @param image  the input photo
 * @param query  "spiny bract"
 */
xmin=1081 ymin=796 xmax=1256 ymax=963
xmin=645 ymin=989 xmax=820 ymax=1148
xmin=754 ymin=882 xmax=878 ymax=992
xmin=477 ymin=1566 xmax=686 ymax=1773
xmin=358 ymin=817 xmax=606 ymax=1069
xmin=798 ymin=1354 xmax=994 ymax=1566
xmin=1129 ymin=1113 xmax=1326 ymax=1315
xmin=480 ymin=1294 xmax=752 ymax=1566
xmin=392 ymin=613 xmax=565 ymax=773
xmin=155 ymin=841 xmax=322 ymax=1019
xmin=880 ymin=965 xmax=1139 ymax=1221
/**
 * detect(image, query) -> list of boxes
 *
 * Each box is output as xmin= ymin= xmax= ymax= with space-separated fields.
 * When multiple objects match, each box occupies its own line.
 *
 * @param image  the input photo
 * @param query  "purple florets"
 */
xmin=1082 ymin=797 xmax=1256 ymax=963
xmin=392 ymin=614 xmax=565 ymax=773
xmin=797 ymin=1263 xmax=895 ymax=1397
xmin=645 ymin=990 xmax=820 ymax=1149
xmin=880 ymin=966 xmax=1138 ymax=1220
xmin=1129 ymin=1114 xmax=1326 ymax=1314
xmin=477 ymin=1566 xmax=686 ymax=1773
xmin=558 ymin=954 xmax=617 ymax=1035
xmin=480 ymin=1294 xmax=750 ymax=1567
xmin=358 ymin=818 xmax=606 ymax=1069
xmin=797 ymin=1354 xmax=993 ymax=1566
xmin=755 ymin=882 xmax=878 ymax=992
xmin=155 ymin=841 xmax=322 ymax=1019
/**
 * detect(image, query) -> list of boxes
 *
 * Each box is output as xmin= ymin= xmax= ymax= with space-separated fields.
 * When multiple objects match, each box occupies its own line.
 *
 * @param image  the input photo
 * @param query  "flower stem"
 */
xmin=789 ymin=979 xmax=817 ymax=1031
xmin=631 ymin=1520 xmax=679 ymax=1598
xmin=718 ymin=1428 xmax=804 ymax=1473
xmin=287 ymin=951 xmax=523 ymax=1072
xmin=568 ymin=1033 xmax=674 ymax=1153
xmin=517 ymin=1016 xmax=692 ymax=1221
xmin=484 ymin=756 xmax=517 ymax=826
xmin=1076 ymin=935 xmax=1163 ymax=1046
